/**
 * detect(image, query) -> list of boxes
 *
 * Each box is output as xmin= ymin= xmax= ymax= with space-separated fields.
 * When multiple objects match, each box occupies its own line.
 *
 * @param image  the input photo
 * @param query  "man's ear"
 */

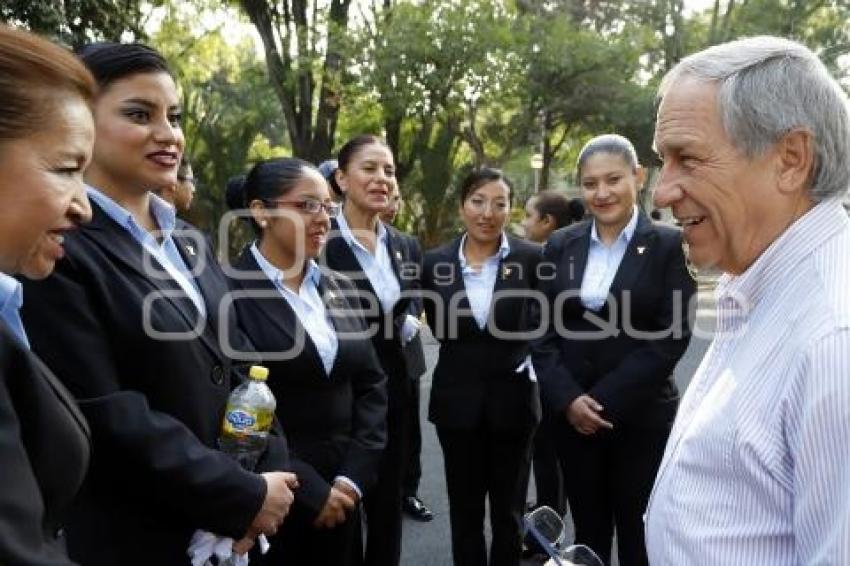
xmin=775 ymin=129 xmax=815 ymax=196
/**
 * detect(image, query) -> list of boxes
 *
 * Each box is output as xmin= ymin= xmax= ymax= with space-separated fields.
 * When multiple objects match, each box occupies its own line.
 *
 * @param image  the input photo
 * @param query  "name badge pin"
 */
xmin=637 ymin=246 xmax=646 ymax=255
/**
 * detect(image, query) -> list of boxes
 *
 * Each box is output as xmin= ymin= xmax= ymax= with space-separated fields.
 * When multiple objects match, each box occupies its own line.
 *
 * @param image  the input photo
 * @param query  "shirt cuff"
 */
xmin=401 ymin=314 xmax=422 ymax=344
xmin=333 ymin=475 xmax=362 ymax=499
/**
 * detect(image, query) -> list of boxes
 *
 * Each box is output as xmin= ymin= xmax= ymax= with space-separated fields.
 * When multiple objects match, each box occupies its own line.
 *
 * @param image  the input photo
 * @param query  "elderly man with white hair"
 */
xmin=645 ymin=36 xmax=850 ymax=564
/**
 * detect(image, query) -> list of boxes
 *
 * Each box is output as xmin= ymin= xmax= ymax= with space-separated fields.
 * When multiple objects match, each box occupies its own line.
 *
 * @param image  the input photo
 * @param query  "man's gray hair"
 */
xmin=658 ymin=36 xmax=850 ymax=202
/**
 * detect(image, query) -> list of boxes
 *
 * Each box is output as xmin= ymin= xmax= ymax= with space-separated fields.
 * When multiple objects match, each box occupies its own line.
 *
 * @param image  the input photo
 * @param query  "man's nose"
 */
xmin=652 ymin=166 xmax=683 ymax=209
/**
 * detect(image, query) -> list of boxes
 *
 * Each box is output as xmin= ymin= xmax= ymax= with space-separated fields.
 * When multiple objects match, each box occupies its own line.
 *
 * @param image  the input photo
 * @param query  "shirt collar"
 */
xmin=717 ymin=199 xmax=849 ymax=315
xmin=590 ymin=204 xmax=639 ymax=246
xmin=458 ymin=232 xmax=511 ymax=269
xmin=0 ymin=272 xmax=23 ymax=313
xmin=86 ymin=185 xmax=176 ymax=238
xmin=336 ymin=212 xmax=387 ymax=253
xmin=250 ymin=242 xmax=322 ymax=290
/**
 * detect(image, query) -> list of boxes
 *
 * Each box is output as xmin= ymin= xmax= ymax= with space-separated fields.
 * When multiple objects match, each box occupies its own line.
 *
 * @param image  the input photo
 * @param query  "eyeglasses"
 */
xmin=465 ymin=197 xmax=509 ymax=214
xmin=264 ymin=199 xmax=341 ymax=217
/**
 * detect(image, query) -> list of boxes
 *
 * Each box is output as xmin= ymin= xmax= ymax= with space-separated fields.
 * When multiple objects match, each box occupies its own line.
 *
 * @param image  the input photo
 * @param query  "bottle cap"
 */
xmin=249 ymin=365 xmax=269 ymax=381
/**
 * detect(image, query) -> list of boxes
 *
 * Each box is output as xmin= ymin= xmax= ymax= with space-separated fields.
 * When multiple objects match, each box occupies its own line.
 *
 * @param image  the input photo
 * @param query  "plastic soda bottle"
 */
xmin=218 ymin=365 xmax=276 ymax=471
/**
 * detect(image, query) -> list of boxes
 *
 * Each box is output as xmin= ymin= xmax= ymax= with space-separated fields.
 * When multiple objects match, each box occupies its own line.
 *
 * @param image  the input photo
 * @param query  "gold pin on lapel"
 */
xmin=637 ymin=246 xmax=646 ymax=255
xmin=186 ymin=244 xmax=196 ymax=256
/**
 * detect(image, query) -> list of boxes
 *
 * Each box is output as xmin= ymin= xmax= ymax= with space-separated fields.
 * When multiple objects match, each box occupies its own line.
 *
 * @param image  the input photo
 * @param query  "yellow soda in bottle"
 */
xmin=218 ymin=365 xmax=276 ymax=470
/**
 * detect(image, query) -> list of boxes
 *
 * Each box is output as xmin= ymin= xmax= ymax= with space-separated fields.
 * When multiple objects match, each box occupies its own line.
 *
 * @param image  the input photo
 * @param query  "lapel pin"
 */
xmin=637 ymin=246 xmax=646 ymax=255
xmin=395 ymin=250 xmax=403 ymax=261
xmin=502 ymin=265 xmax=512 ymax=278
xmin=186 ymin=244 xmax=196 ymax=256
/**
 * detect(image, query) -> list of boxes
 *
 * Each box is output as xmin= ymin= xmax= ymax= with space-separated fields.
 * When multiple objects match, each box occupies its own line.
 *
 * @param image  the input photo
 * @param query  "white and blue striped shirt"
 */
xmin=645 ymin=200 xmax=850 ymax=565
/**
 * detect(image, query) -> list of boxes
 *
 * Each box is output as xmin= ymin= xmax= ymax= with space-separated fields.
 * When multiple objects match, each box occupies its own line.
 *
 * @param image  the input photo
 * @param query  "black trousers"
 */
xmin=363 ymin=374 xmax=412 ymax=566
xmin=254 ymin=502 xmax=363 ymax=566
xmin=531 ymin=413 xmax=566 ymax=516
xmin=437 ymin=426 xmax=534 ymax=566
xmin=554 ymin=420 xmax=670 ymax=566
xmin=402 ymin=377 xmax=423 ymax=497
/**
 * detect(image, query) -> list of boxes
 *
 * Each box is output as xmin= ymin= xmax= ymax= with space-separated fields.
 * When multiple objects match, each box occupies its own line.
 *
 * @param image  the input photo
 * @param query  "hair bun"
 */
xmin=225 ymin=174 xmax=247 ymax=211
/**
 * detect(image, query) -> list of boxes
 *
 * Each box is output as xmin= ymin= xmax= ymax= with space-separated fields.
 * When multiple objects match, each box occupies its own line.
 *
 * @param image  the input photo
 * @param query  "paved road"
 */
xmin=399 ymin=289 xmax=717 ymax=565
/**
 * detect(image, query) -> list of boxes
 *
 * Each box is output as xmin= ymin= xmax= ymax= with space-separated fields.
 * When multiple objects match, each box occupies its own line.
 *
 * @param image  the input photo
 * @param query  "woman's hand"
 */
xmin=313 ymin=487 xmax=356 ymax=529
xmin=566 ymin=395 xmax=614 ymax=435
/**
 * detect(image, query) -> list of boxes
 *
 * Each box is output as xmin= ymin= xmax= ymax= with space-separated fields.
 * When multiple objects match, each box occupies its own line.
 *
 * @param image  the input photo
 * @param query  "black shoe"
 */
xmin=403 ymin=495 xmax=434 ymax=522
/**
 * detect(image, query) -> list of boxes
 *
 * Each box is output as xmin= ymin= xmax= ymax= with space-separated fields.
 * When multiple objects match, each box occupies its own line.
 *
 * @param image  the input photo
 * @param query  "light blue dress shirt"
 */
xmin=335 ymin=213 xmax=401 ymax=314
xmin=251 ymin=243 xmax=360 ymax=497
xmin=250 ymin=243 xmax=338 ymax=375
xmin=87 ymin=187 xmax=206 ymax=317
xmin=458 ymin=232 xmax=510 ymax=330
xmin=0 ymin=272 xmax=29 ymax=348
xmin=580 ymin=205 xmax=639 ymax=311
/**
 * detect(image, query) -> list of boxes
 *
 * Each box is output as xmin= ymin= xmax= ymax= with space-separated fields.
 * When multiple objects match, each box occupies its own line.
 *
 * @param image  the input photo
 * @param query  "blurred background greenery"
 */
xmin=3 ymin=0 xmax=848 ymax=251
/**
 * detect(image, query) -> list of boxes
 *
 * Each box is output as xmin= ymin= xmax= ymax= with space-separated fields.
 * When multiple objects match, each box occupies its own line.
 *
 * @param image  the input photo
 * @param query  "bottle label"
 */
xmin=225 ymin=409 xmax=256 ymax=431
xmin=221 ymin=404 xmax=274 ymax=436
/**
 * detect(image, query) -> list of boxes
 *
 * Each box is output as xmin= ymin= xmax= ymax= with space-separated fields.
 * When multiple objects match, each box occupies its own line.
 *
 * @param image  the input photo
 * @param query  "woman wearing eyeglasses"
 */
xmin=226 ymin=157 xmax=388 ymax=566
xmin=421 ymin=168 xmax=542 ymax=566
xmin=20 ymin=43 xmax=297 ymax=565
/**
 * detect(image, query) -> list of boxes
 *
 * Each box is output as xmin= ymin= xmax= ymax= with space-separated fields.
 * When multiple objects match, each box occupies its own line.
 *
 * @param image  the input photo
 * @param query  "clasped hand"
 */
xmin=313 ymin=480 xmax=358 ymax=529
xmin=566 ymin=394 xmax=614 ymax=435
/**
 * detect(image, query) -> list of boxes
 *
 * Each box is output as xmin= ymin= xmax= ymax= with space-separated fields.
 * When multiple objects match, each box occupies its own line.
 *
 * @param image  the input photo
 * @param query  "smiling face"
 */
xmin=0 ymin=94 xmax=94 ymax=278
xmin=653 ymin=77 xmax=792 ymax=274
xmin=460 ymin=180 xmax=511 ymax=246
xmin=580 ymin=152 xmax=641 ymax=236
xmin=335 ymin=142 xmax=396 ymax=215
xmin=86 ymin=71 xmax=184 ymax=195
xmin=254 ymin=169 xmax=333 ymax=265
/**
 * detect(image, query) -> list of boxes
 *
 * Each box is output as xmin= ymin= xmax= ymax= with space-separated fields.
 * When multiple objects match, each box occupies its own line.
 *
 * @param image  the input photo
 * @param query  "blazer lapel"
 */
xmin=86 ymin=203 xmax=211 ymax=334
xmin=608 ymin=213 xmax=657 ymax=297
xmin=489 ymin=235 xmax=522 ymax=328
xmin=559 ymin=221 xmax=592 ymax=292
xmin=235 ymin=251 xmax=326 ymax=376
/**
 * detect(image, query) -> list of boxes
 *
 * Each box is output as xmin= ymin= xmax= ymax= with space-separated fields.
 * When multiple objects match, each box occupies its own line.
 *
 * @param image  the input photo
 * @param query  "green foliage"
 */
xmin=151 ymin=0 xmax=287 ymax=254
xmin=0 ymin=0 xmax=152 ymax=47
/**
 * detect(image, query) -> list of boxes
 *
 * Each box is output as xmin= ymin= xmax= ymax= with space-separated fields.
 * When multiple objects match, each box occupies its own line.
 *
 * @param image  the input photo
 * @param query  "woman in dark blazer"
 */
xmin=19 ymin=43 xmax=296 ymax=565
xmin=532 ymin=134 xmax=696 ymax=566
xmin=226 ymin=157 xmax=387 ymax=565
xmin=321 ymin=135 xmax=422 ymax=566
xmin=421 ymin=168 xmax=542 ymax=566
xmin=0 ymin=25 xmax=96 ymax=565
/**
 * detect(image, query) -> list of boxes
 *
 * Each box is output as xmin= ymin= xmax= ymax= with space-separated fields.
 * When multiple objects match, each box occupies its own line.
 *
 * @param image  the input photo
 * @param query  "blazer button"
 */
xmin=210 ymin=365 xmax=225 ymax=385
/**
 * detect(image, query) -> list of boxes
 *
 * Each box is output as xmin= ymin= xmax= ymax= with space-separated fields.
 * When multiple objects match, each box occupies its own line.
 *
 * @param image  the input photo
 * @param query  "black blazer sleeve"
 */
xmin=0 ymin=341 xmax=78 ymax=565
xmin=21 ymin=252 xmax=266 ymax=539
xmin=333 ymin=275 xmax=388 ymax=489
xmin=532 ymin=232 xmax=585 ymax=414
